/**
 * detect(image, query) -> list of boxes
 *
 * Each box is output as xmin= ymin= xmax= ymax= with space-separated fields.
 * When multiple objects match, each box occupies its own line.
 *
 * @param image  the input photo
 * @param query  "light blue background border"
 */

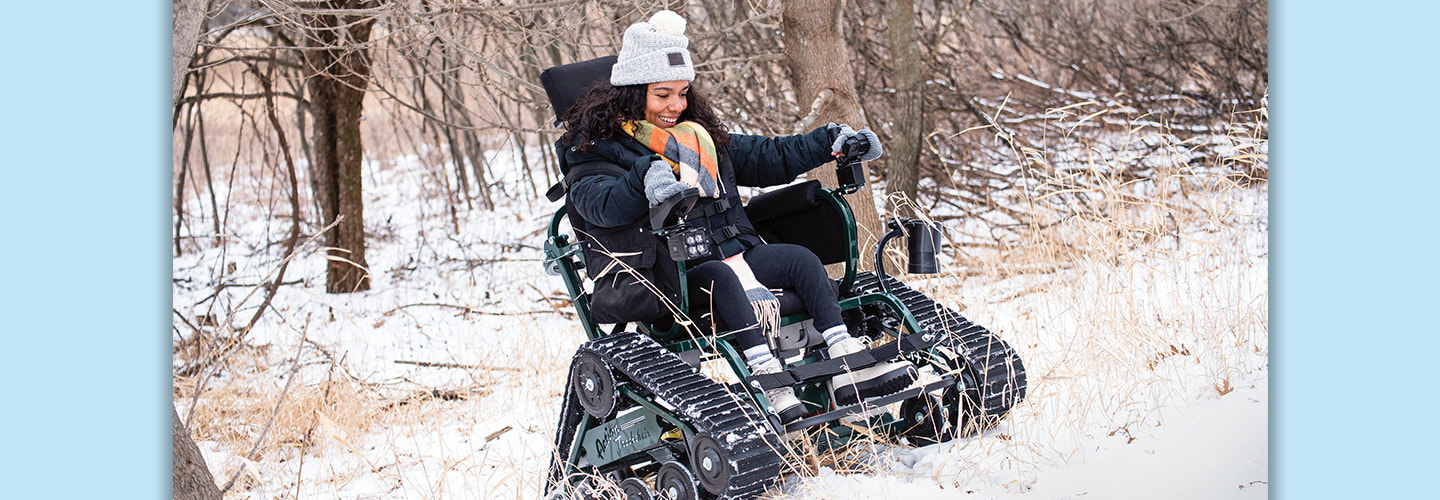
xmin=1272 ymin=1 xmax=1438 ymax=498
xmin=0 ymin=2 xmax=169 ymax=498
xmin=0 ymin=2 xmax=1433 ymax=499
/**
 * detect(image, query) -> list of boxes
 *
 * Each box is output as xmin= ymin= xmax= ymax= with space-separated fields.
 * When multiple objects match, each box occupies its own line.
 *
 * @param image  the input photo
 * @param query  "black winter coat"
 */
xmin=560 ymin=125 xmax=837 ymax=260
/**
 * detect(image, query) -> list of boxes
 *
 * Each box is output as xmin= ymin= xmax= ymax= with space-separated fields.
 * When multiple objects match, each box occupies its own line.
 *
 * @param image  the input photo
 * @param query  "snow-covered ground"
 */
xmin=777 ymin=383 xmax=1266 ymax=499
xmin=173 ymin=133 xmax=1267 ymax=499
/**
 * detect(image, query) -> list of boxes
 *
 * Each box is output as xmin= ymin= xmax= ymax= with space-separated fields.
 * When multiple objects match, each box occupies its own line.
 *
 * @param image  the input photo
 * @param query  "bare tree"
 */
xmin=173 ymin=406 xmax=222 ymax=500
xmin=172 ymin=2 xmax=226 ymax=497
xmin=882 ymin=0 xmax=923 ymax=216
xmin=781 ymin=0 xmax=886 ymax=269
xmin=172 ymin=0 xmax=212 ymax=107
xmin=1001 ymin=1 xmax=1261 ymax=108
xmin=172 ymin=5 xmax=1267 ymax=492
xmin=814 ymin=0 xmax=1268 ymax=244
xmin=299 ymin=0 xmax=378 ymax=293
xmin=173 ymin=0 xmax=1267 ymax=268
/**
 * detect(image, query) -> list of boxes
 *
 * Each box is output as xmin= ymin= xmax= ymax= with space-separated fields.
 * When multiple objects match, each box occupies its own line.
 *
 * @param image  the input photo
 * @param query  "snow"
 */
xmin=174 ymin=130 xmax=1267 ymax=498
xmin=1002 ymin=383 xmax=1267 ymax=499
xmin=758 ymin=386 xmax=1265 ymax=499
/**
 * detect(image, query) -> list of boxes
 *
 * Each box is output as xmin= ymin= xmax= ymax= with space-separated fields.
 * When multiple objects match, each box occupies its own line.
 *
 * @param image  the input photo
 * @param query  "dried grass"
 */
xmin=824 ymin=104 xmax=1270 ymax=494
xmin=175 ymin=354 xmax=378 ymax=462
xmin=174 ymin=83 xmax=1265 ymax=497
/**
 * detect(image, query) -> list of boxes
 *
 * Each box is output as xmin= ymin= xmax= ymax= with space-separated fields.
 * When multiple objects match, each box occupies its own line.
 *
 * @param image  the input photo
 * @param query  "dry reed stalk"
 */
xmin=174 ymin=73 xmax=1265 ymax=496
xmin=768 ymin=104 xmax=1267 ymax=498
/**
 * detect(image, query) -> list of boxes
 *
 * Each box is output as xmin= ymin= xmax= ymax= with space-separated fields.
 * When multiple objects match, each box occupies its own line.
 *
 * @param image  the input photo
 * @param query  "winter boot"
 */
xmin=826 ymin=335 xmax=918 ymax=407
xmin=749 ymin=356 xmax=807 ymax=424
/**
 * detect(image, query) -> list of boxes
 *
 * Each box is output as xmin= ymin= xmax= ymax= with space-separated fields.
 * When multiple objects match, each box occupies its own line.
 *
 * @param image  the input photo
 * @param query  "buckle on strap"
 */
xmin=710 ymin=225 xmax=742 ymax=243
xmin=694 ymin=197 xmax=734 ymax=218
xmin=545 ymin=181 xmax=565 ymax=202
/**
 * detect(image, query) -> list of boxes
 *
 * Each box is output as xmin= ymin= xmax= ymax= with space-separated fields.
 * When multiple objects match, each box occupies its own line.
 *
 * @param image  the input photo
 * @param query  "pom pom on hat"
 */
xmin=649 ymin=10 xmax=686 ymax=37
xmin=610 ymin=10 xmax=695 ymax=86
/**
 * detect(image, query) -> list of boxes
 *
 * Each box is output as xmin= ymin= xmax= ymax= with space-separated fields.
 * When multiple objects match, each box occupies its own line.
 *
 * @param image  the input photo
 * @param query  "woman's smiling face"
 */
xmin=644 ymin=80 xmax=690 ymax=128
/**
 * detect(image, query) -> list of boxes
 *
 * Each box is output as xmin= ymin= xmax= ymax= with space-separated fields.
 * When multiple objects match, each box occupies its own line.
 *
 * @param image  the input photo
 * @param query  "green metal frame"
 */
xmin=816 ymin=186 xmax=861 ymax=294
xmin=543 ymin=181 xmax=951 ymax=469
xmin=543 ymin=185 xmax=868 ymax=342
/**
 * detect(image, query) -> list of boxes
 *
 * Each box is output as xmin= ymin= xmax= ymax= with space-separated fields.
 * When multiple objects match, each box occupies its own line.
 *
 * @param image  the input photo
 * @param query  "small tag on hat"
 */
xmin=668 ymin=52 xmax=685 ymax=67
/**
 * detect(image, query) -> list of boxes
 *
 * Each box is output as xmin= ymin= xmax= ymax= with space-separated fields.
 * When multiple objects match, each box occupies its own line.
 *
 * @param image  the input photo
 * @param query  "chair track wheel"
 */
xmin=619 ymin=477 xmax=657 ymax=500
xmin=654 ymin=461 xmax=698 ymax=500
xmin=689 ymin=433 xmax=730 ymax=495
xmin=571 ymin=351 xmax=618 ymax=418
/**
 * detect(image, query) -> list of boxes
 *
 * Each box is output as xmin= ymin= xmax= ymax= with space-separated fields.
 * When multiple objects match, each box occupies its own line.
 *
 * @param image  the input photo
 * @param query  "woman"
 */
xmin=558 ymin=10 xmax=914 ymax=424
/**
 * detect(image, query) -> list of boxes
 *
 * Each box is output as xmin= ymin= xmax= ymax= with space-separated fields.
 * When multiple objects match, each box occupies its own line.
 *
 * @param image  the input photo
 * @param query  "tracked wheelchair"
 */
xmin=539 ymin=56 xmax=1026 ymax=500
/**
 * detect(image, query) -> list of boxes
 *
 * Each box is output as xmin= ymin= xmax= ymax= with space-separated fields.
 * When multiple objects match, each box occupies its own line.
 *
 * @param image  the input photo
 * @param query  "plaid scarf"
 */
xmin=625 ymin=120 xmax=723 ymax=198
xmin=625 ymin=120 xmax=780 ymax=335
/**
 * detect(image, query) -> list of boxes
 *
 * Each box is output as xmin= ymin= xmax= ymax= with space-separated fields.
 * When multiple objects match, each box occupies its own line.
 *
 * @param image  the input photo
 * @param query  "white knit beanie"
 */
xmin=610 ymin=10 xmax=695 ymax=86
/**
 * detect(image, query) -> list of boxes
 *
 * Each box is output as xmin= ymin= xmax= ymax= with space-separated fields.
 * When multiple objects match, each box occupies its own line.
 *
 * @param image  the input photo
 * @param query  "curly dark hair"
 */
xmin=559 ymin=80 xmax=731 ymax=154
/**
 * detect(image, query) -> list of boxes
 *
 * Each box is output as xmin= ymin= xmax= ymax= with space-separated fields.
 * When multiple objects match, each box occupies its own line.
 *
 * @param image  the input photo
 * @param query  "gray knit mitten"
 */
xmin=828 ymin=123 xmax=884 ymax=162
xmin=644 ymin=159 xmax=687 ymax=207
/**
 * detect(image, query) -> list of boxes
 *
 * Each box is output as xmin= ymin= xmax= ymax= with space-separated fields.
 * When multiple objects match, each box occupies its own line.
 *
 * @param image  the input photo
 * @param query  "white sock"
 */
xmin=821 ymin=325 xmax=851 ymax=346
xmin=743 ymin=345 xmax=775 ymax=368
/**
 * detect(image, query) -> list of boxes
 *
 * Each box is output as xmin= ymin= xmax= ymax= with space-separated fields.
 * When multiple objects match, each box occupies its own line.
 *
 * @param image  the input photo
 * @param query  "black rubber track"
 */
xmin=850 ymin=271 xmax=1027 ymax=428
xmin=547 ymin=332 xmax=787 ymax=499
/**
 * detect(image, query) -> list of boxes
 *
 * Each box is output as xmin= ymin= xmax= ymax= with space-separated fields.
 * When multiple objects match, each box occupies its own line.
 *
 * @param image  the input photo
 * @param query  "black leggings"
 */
xmin=686 ymin=243 xmax=843 ymax=351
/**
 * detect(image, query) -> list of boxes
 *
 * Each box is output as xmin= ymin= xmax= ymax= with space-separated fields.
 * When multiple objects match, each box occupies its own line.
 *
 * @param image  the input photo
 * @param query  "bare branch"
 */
xmin=394 ymin=360 xmax=526 ymax=372
xmin=792 ymin=88 xmax=834 ymax=135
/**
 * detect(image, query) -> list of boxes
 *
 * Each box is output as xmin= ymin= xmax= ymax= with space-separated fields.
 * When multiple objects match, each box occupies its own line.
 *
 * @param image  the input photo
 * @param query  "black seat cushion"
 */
xmin=745 ymin=180 xmax=849 ymax=265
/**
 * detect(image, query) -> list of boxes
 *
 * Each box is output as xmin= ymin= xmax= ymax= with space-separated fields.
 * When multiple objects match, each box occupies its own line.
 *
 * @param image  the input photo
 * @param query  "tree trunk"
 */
xmin=782 ymin=0 xmax=886 ymax=271
xmin=172 ymin=406 xmax=221 ymax=500
xmin=884 ymin=0 xmax=923 ymax=217
xmin=172 ymin=0 xmax=211 ymax=108
xmin=172 ymin=11 xmax=223 ymax=493
xmin=172 ymin=0 xmax=212 ymax=257
xmin=305 ymin=0 xmax=376 ymax=293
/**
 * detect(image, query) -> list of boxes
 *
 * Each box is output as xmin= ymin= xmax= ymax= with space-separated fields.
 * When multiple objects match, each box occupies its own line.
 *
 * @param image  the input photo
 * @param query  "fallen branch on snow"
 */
xmin=394 ymin=360 xmax=525 ymax=372
xmin=382 ymin=302 xmax=557 ymax=316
